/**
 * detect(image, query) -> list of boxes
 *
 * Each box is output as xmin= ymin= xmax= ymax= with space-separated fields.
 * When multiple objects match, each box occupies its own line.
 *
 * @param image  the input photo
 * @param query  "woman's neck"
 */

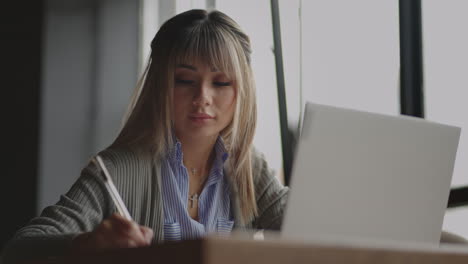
xmin=178 ymin=134 xmax=218 ymax=179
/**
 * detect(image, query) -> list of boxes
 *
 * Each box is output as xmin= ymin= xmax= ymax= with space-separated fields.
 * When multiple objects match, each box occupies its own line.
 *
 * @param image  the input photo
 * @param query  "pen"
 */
xmin=94 ymin=155 xmax=133 ymax=220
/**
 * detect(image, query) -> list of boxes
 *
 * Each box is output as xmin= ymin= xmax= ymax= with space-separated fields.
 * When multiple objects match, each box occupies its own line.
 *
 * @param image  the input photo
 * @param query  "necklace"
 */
xmin=188 ymin=167 xmax=208 ymax=209
xmin=188 ymin=194 xmax=199 ymax=208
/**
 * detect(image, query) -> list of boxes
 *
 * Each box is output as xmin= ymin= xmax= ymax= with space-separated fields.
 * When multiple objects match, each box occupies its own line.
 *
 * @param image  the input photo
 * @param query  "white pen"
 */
xmin=94 ymin=155 xmax=133 ymax=220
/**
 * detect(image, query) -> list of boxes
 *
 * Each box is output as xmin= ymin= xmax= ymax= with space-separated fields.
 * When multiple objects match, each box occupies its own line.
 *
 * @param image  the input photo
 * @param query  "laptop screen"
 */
xmin=282 ymin=102 xmax=460 ymax=245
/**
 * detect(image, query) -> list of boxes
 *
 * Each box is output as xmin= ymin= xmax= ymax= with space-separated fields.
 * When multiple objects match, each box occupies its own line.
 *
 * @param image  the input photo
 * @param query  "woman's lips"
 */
xmin=189 ymin=113 xmax=214 ymax=119
xmin=189 ymin=113 xmax=214 ymax=124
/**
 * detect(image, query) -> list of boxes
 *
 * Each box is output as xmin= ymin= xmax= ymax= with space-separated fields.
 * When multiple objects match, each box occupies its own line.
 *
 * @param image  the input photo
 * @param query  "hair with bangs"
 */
xmin=111 ymin=9 xmax=258 ymax=223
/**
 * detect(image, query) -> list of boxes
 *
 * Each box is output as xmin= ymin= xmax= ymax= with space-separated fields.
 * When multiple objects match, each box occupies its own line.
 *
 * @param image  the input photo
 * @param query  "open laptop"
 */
xmin=281 ymin=102 xmax=461 ymax=245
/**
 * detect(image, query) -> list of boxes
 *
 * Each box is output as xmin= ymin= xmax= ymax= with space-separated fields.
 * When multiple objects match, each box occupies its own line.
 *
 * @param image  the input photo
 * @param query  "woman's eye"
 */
xmin=175 ymin=78 xmax=195 ymax=85
xmin=175 ymin=78 xmax=194 ymax=85
xmin=213 ymin=81 xmax=232 ymax=87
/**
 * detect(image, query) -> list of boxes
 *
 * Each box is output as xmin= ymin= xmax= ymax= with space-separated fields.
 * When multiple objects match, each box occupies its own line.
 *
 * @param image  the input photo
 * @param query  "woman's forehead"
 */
xmin=174 ymin=56 xmax=235 ymax=77
xmin=175 ymin=62 xmax=219 ymax=72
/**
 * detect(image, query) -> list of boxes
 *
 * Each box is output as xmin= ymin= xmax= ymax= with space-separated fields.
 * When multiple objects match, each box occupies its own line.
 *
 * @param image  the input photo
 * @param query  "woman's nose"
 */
xmin=192 ymin=82 xmax=212 ymax=106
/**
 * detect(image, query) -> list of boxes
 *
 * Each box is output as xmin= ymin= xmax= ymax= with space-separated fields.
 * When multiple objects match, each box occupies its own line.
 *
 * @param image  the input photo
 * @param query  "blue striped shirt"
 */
xmin=161 ymin=136 xmax=233 ymax=241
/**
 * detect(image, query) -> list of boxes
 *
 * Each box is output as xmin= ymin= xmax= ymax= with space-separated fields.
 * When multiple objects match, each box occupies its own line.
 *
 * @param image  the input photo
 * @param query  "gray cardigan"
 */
xmin=1 ymin=147 xmax=289 ymax=263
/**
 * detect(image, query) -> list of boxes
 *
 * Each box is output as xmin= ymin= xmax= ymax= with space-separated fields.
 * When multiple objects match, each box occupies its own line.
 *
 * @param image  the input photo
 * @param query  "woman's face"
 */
xmin=172 ymin=61 xmax=236 ymax=142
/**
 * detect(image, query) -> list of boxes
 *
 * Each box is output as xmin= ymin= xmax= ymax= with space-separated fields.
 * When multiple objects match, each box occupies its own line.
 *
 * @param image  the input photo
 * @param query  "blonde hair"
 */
xmin=111 ymin=9 xmax=258 ymax=223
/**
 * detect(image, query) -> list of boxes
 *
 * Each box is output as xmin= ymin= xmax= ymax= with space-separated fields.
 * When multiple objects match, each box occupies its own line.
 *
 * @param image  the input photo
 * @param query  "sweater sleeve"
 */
xmin=251 ymin=150 xmax=289 ymax=231
xmin=1 ymin=160 xmax=115 ymax=264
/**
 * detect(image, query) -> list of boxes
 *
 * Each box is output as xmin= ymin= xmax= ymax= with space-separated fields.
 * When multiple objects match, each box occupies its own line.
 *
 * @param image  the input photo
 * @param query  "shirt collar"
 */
xmin=205 ymin=136 xmax=229 ymax=187
xmin=167 ymin=134 xmax=229 ymax=173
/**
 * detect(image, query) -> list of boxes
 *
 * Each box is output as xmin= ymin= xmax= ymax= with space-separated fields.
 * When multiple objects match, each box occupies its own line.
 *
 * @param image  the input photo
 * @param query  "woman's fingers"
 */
xmin=72 ymin=213 xmax=153 ymax=252
xmin=107 ymin=214 xmax=151 ymax=246
xmin=140 ymin=226 xmax=154 ymax=243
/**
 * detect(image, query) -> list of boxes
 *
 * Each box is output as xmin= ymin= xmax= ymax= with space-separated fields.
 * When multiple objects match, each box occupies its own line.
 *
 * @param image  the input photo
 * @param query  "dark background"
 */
xmin=1 ymin=1 xmax=43 ymax=249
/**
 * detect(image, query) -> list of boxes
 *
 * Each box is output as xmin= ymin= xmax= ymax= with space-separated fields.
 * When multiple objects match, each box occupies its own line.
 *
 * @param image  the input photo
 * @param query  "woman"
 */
xmin=2 ymin=9 xmax=288 ymax=262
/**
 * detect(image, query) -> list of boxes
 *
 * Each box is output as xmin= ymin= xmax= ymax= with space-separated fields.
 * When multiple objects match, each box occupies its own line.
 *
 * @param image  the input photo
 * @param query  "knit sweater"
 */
xmin=1 ymin=147 xmax=289 ymax=263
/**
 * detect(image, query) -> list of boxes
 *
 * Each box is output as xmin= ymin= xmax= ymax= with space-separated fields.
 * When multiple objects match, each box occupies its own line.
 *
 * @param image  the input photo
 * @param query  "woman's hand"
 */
xmin=71 ymin=213 xmax=153 ymax=251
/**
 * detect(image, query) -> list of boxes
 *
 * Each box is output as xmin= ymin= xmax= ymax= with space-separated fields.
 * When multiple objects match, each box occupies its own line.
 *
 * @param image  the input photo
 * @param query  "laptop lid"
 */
xmin=281 ymin=102 xmax=460 ymax=245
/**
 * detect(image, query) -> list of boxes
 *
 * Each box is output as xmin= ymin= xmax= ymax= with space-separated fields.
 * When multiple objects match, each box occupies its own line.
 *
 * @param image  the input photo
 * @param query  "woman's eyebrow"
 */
xmin=176 ymin=64 xmax=220 ymax=72
xmin=176 ymin=64 xmax=197 ymax=71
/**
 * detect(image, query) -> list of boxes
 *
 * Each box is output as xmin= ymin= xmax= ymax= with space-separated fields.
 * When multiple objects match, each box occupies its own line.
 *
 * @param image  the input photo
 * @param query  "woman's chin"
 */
xmin=183 ymin=127 xmax=220 ymax=140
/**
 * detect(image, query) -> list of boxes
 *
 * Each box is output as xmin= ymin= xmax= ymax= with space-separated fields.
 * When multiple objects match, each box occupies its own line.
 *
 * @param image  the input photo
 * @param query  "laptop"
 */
xmin=281 ymin=102 xmax=460 ymax=245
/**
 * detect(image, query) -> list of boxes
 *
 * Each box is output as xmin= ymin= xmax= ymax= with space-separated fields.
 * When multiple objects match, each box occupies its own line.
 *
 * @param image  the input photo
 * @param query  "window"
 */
xmin=299 ymin=0 xmax=399 ymax=115
xmin=423 ymin=0 xmax=468 ymax=238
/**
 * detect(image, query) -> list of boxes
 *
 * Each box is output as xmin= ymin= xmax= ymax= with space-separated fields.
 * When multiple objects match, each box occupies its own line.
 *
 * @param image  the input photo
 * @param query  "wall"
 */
xmin=38 ymin=0 xmax=139 ymax=211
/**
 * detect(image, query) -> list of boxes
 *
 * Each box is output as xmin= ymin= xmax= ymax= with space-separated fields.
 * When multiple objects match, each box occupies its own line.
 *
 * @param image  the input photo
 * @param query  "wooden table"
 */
xmin=23 ymin=235 xmax=468 ymax=264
